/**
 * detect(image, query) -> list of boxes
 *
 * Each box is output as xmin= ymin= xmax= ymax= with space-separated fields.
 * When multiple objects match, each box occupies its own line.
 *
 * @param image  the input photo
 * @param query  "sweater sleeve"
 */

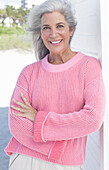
xmin=33 ymin=58 xmax=105 ymax=142
xmin=9 ymin=64 xmax=47 ymax=151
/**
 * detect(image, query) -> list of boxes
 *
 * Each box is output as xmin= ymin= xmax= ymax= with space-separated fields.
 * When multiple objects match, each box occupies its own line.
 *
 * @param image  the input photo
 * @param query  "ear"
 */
xmin=69 ymin=26 xmax=74 ymax=36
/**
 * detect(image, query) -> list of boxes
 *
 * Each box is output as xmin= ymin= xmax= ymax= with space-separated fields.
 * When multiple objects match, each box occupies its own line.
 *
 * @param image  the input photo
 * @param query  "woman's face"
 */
xmin=41 ymin=11 xmax=73 ymax=56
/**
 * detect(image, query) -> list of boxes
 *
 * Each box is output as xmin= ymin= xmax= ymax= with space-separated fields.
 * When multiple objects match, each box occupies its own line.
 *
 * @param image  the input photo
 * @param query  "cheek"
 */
xmin=61 ymin=29 xmax=71 ymax=40
xmin=41 ymin=34 xmax=50 ymax=50
xmin=63 ymin=34 xmax=71 ymax=43
xmin=41 ymin=32 xmax=47 ymax=42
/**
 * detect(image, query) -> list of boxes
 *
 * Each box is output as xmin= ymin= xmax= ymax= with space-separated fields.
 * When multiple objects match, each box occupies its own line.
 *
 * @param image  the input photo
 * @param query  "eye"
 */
xmin=42 ymin=26 xmax=50 ymax=30
xmin=57 ymin=25 xmax=64 ymax=28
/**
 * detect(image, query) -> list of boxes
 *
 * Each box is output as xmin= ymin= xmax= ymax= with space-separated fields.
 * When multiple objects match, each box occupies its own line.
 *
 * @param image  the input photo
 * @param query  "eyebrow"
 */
xmin=42 ymin=24 xmax=49 ymax=27
xmin=42 ymin=22 xmax=65 ymax=27
xmin=56 ymin=22 xmax=65 ymax=25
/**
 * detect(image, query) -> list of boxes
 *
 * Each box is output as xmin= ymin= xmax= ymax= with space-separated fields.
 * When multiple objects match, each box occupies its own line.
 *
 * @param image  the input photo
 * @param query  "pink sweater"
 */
xmin=5 ymin=52 xmax=105 ymax=166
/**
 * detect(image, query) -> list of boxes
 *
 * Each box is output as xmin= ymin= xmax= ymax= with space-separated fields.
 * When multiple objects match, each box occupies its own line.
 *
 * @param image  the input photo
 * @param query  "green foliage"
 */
xmin=0 ymin=26 xmax=25 ymax=35
xmin=0 ymin=5 xmax=31 ymax=26
xmin=0 ymin=5 xmax=33 ymax=51
xmin=6 ymin=5 xmax=15 ymax=17
xmin=0 ymin=34 xmax=32 ymax=51
xmin=0 ymin=9 xmax=6 ymax=16
xmin=0 ymin=26 xmax=33 ymax=51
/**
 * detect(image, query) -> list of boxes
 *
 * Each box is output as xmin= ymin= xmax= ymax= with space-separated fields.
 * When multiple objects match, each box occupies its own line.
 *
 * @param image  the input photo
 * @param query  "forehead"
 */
xmin=41 ymin=11 xmax=67 ymax=25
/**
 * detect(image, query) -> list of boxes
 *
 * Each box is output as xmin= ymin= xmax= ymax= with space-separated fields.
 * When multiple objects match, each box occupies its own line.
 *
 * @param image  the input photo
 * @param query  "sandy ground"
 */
xmin=0 ymin=49 xmax=36 ymax=107
xmin=0 ymin=49 xmax=36 ymax=170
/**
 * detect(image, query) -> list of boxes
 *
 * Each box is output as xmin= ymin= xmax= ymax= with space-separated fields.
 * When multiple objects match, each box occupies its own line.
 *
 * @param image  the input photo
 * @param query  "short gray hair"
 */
xmin=26 ymin=0 xmax=77 ymax=60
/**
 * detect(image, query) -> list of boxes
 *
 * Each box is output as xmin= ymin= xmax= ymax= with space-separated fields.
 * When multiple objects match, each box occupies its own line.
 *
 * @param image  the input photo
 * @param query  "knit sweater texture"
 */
xmin=5 ymin=52 xmax=105 ymax=166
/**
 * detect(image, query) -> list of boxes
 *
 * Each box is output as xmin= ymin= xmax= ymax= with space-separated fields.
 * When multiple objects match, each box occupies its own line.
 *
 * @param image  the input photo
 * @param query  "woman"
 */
xmin=5 ymin=0 xmax=105 ymax=170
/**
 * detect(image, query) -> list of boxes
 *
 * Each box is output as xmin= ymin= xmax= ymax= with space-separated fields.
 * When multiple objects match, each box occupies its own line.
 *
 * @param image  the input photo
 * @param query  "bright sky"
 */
xmin=28 ymin=0 xmax=46 ymax=5
xmin=28 ymin=0 xmax=46 ymax=8
xmin=0 ymin=0 xmax=46 ymax=8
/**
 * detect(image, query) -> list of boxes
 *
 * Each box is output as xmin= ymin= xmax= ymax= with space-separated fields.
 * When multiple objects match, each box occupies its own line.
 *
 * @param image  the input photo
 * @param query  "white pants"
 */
xmin=9 ymin=153 xmax=84 ymax=170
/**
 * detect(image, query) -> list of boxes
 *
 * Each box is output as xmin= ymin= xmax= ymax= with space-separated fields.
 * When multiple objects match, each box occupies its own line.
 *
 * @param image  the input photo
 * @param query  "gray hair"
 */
xmin=26 ymin=0 xmax=77 ymax=60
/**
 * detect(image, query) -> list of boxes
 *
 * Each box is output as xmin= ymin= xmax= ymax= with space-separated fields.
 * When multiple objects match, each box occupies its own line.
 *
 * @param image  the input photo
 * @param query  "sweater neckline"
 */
xmin=41 ymin=52 xmax=84 ymax=72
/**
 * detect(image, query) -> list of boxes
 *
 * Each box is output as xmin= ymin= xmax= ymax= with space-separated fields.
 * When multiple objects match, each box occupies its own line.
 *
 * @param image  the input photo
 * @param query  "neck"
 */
xmin=48 ymin=49 xmax=77 ymax=65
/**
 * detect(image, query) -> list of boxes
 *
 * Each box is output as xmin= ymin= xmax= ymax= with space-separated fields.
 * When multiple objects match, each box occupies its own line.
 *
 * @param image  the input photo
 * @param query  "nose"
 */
xmin=50 ymin=28 xmax=57 ymax=38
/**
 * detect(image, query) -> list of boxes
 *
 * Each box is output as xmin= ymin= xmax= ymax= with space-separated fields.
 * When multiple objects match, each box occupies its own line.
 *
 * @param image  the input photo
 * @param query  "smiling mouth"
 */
xmin=49 ymin=40 xmax=62 ymax=44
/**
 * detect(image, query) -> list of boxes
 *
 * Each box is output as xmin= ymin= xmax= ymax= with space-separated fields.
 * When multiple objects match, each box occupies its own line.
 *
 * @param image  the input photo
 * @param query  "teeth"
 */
xmin=51 ymin=40 xmax=61 ymax=44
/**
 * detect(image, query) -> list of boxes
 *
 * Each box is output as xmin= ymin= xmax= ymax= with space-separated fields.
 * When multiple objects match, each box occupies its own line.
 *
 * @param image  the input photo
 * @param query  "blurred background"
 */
xmin=0 ymin=1 xmax=45 ymax=170
xmin=0 ymin=0 xmax=46 ymax=107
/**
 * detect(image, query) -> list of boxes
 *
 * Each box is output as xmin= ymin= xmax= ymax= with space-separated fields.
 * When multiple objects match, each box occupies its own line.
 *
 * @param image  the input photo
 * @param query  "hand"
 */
xmin=11 ymin=93 xmax=37 ymax=122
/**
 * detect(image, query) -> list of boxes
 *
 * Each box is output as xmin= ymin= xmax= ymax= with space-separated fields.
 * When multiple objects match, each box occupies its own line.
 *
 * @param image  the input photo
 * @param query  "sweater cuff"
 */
xmin=33 ymin=111 xmax=49 ymax=142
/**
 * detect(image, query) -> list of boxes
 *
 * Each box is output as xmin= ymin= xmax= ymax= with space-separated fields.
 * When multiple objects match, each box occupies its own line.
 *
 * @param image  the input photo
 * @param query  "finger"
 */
xmin=13 ymin=113 xmax=26 ymax=118
xmin=12 ymin=99 xmax=27 ymax=109
xmin=11 ymin=105 xmax=26 ymax=113
xmin=13 ymin=113 xmax=33 ymax=121
xmin=21 ymin=93 xmax=31 ymax=106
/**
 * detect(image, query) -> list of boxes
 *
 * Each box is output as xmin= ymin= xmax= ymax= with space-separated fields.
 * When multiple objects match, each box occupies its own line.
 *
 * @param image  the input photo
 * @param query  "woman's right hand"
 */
xmin=11 ymin=93 xmax=37 ymax=122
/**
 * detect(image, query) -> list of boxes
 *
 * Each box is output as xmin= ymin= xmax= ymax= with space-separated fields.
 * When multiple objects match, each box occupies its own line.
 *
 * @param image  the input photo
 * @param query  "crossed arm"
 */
xmin=11 ymin=93 xmax=37 ymax=122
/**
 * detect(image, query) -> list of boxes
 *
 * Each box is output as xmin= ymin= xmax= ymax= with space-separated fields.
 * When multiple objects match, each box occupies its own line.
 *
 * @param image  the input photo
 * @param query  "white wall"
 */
xmin=100 ymin=0 xmax=109 ymax=170
xmin=71 ymin=0 xmax=101 ymax=58
xmin=70 ymin=0 xmax=103 ymax=170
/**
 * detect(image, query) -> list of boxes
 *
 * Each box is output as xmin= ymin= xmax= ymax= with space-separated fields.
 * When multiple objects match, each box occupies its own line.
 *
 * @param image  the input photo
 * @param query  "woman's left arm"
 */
xmin=33 ymin=58 xmax=105 ymax=142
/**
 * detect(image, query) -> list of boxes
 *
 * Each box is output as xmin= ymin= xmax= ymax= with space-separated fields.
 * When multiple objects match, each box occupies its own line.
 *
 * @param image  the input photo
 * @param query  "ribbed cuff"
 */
xmin=33 ymin=111 xmax=49 ymax=142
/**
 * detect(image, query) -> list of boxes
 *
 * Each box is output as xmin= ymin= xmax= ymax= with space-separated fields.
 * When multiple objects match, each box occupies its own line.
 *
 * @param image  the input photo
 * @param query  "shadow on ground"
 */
xmin=0 ymin=107 xmax=12 ymax=170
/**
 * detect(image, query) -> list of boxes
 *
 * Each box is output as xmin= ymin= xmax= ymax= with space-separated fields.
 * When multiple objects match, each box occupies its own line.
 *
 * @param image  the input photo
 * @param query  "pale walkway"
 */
xmin=0 ymin=49 xmax=36 ymax=107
